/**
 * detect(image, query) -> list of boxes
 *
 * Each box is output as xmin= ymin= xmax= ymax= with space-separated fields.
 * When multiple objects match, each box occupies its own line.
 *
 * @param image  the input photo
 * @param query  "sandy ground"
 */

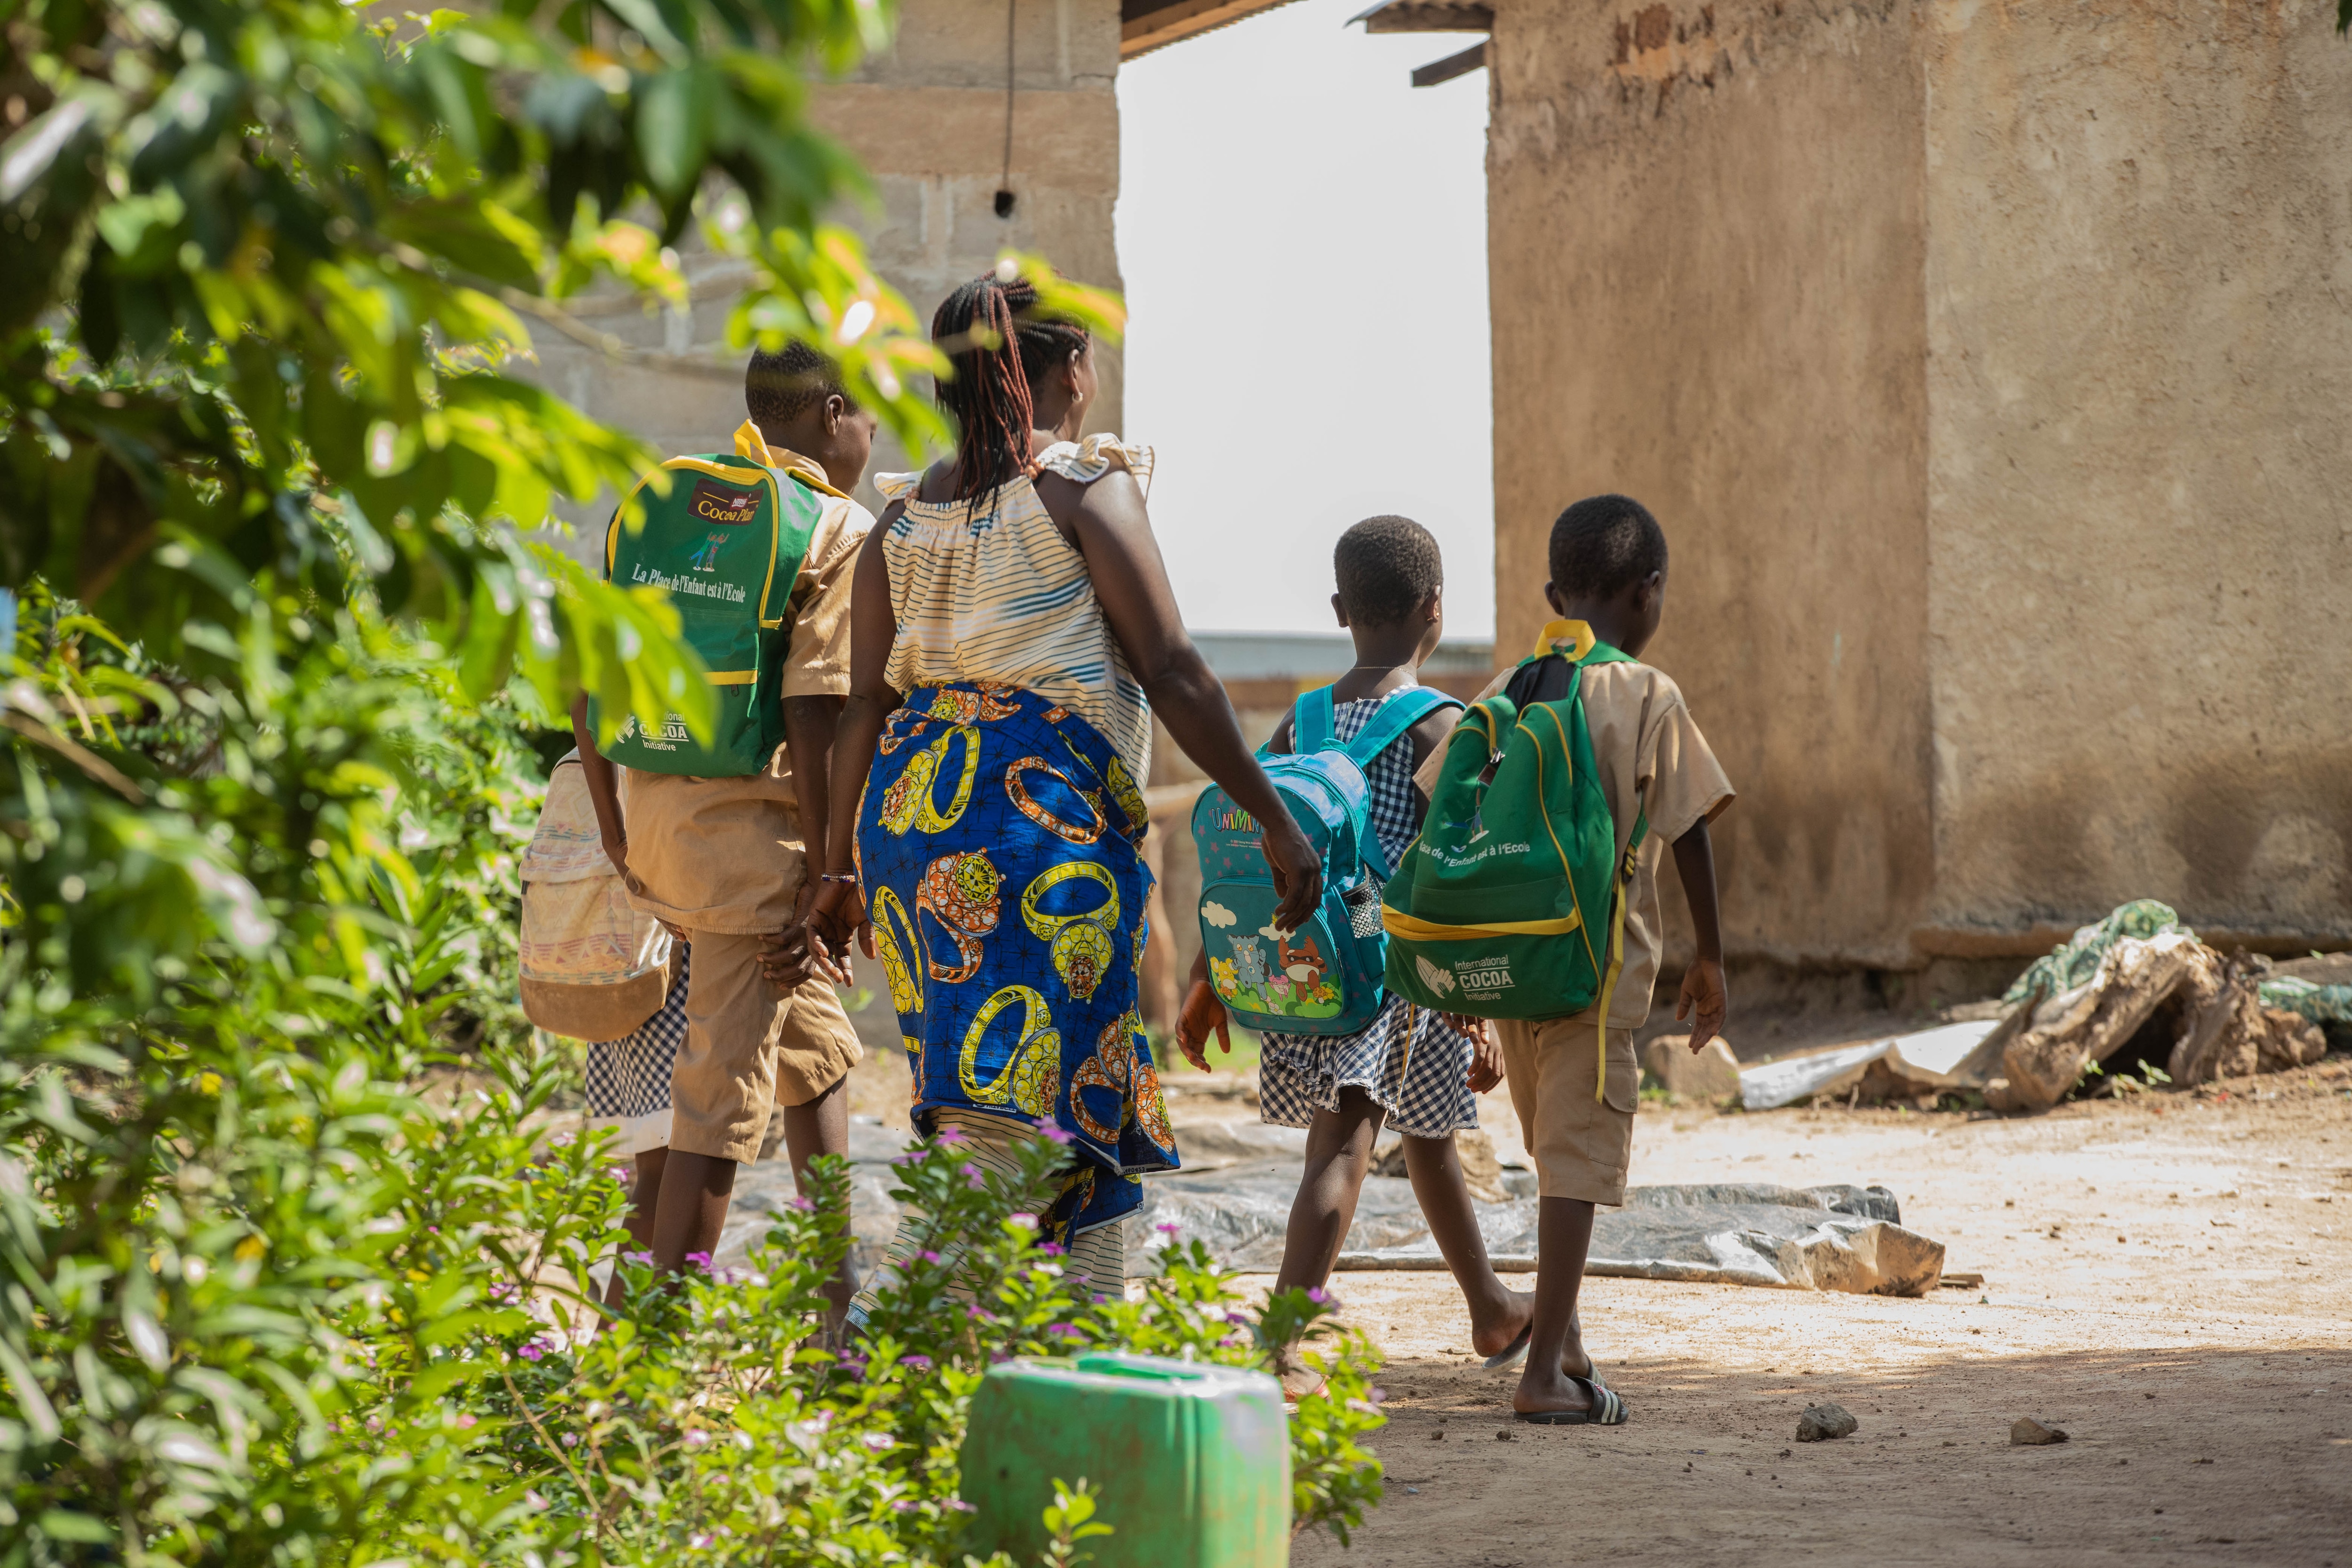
xmin=1279 ymin=1062 xmax=2352 ymax=1567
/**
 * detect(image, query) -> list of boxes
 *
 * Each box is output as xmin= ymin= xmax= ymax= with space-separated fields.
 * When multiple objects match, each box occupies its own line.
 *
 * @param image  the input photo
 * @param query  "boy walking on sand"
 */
xmin=1177 ymin=516 xmax=1535 ymax=1397
xmin=571 ymin=343 xmax=877 ymax=1329
xmin=1418 ymin=494 xmax=1734 ymax=1425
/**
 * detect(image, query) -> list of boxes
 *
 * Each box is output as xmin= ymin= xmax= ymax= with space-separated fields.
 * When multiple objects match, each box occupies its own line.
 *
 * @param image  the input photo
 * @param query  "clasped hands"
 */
xmin=756 ymin=877 xmax=867 ymax=989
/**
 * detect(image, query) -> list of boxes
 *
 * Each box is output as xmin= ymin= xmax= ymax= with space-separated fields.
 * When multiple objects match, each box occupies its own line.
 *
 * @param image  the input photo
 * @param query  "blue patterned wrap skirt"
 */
xmin=856 ymin=682 xmax=1179 ymax=1243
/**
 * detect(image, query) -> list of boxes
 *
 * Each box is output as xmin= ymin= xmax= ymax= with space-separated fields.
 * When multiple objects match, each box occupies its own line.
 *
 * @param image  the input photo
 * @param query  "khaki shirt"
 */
xmin=618 ymin=427 xmax=872 ymax=934
xmin=1414 ymin=623 xmax=1733 ymax=1029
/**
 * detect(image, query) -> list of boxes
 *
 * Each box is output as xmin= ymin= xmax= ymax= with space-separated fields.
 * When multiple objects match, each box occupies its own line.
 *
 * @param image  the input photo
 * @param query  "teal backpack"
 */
xmin=588 ymin=428 xmax=826 ymax=777
xmin=1380 ymin=620 xmax=1647 ymax=1097
xmin=1190 ymin=684 xmax=1460 ymax=1037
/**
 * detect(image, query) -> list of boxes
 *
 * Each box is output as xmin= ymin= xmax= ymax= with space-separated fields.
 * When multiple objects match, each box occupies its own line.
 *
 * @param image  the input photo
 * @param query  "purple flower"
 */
xmin=946 ymin=1498 xmax=977 ymax=1513
xmin=1039 ymin=1242 xmax=1065 ymax=1257
xmin=838 ymin=1357 xmax=868 ymax=1377
xmin=683 ymin=1250 xmax=712 ymax=1272
xmin=920 ymin=1249 xmax=943 ymax=1264
xmin=682 ymin=1429 xmax=712 ymax=1449
xmin=903 ymin=1354 xmax=933 ymax=1370
xmin=1035 ymin=1123 xmax=1074 ymax=1146
xmin=516 ymin=1341 xmax=547 ymax=1362
xmin=1045 ymin=1323 xmax=1079 ymax=1337
xmin=1224 ymin=1311 xmax=1251 ymax=1326
xmin=937 ymin=1126 xmax=967 ymax=1145
xmin=1154 ymin=1221 xmax=1181 ymax=1234
xmin=893 ymin=1499 xmax=920 ymax=1513
xmin=1306 ymin=1287 xmax=1330 ymax=1305
xmin=788 ymin=1194 xmax=814 ymax=1212
xmin=610 ymin=1165 xmax=632 ymax=1184
xmin=892 ymin=1150 xmax=925 ymax=1166
xmin=623 ymin=1250 xmax=653 ymax=1267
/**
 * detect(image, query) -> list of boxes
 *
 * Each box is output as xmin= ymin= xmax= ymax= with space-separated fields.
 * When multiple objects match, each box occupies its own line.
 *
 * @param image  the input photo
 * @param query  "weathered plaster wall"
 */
xmin=1920 ymin=0 xmax=2352 ymax=952
xmin=531 ymin=0 xmax=1125 ymax=549
xmin=1486 ymin=0 xmax=1936 ymax=966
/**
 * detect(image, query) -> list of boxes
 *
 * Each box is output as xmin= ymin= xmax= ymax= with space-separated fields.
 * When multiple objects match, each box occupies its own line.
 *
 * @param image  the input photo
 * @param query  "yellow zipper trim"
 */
xmin=1381 ymin=907 xmax=1583 ymax=941
xmin=705 ymin=670 xmax=757 ymax=685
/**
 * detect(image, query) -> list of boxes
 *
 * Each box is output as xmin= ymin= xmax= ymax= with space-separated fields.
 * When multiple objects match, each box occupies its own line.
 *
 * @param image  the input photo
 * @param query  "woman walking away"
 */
xmin=805 ymin=268 xmax=1321 ymax=1323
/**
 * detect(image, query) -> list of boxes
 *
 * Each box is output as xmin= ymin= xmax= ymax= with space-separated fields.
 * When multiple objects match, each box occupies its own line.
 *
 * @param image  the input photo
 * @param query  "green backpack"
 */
xmin=589 ymin=432 xmax=826 ymax=777
xmin=1381 ymin=620 xmax=1648 ymax=1093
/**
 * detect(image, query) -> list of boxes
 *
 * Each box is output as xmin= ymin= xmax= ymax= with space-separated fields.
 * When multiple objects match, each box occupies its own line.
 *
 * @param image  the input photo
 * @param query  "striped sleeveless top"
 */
xmin=874 ymin=436 xmax=1155 ymax=781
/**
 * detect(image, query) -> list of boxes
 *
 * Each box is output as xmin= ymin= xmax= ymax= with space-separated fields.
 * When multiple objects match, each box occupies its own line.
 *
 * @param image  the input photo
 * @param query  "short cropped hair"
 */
xmin=745 ymin=342 xmax=853 ymax=428
xmin=1334 ymin=515 xmax=1444 ymax=626
xmin=1548 ymin=494 xmax=1668 ymax=600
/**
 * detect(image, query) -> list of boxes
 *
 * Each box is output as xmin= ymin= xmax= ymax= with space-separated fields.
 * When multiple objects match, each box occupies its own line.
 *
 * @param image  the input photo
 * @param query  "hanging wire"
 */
xmin=994 ymin=0 xmax=1017 ymax=217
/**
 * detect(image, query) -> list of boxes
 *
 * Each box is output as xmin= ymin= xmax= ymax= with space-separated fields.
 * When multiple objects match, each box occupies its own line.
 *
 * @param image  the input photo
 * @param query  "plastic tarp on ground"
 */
xmin=1736 ymin=1019 xmax=2007 ymax=1111
xmin=708 ymin=1120 xmax=1947 ymax=1297
xmin=1132 ymin=1165 xmax=1947 ymax=1297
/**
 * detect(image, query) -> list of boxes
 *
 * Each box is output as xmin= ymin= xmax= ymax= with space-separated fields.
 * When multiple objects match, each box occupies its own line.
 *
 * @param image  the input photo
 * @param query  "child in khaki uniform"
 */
xmin=572 ymin=344 xmax=876 ymax=1324
xmin=1415 ymin=494 xmax=1733 ymax=1425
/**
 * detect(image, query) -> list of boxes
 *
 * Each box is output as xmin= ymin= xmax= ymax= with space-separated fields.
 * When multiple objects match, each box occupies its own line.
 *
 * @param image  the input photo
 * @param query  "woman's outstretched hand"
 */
xmin=1257 ymin=814 xmax=1324 ymax=934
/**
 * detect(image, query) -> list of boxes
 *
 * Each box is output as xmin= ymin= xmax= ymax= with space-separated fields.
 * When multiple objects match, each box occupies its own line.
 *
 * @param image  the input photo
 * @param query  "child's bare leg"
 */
xmin=1398 ymin=1134 xmax=1533 ymax=1359
xmin=649 ymin=1150 xmax=738 ymax=1272
xmin=1271 ymin=1089 xmax=1386 ymax=1397
xmin=1513 ymin=1195 xmax=1597 ymax=1416
xmin=604 ymin=1146 xmax=669 ymax=1307
xmin=1274 ymin=1088 xmax=1388 ymax=1295
xmin=778 ymin=1075 xmax=856 ymax=1335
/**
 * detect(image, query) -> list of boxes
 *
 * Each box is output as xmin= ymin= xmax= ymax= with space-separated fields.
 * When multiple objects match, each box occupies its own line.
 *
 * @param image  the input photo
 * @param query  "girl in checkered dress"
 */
xmin=1177 ymin=517 xmax=1535 ymax=1396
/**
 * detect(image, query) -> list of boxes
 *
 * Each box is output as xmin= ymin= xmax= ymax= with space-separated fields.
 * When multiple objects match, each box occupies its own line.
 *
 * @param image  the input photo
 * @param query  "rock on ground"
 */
xmin=1796 ymin=1402 xmax=1859 ymax=1441
xmin=2010 ymin=1417 xmax=2069 ymax=1446
xmin=1644 ymin=1035 xmax=1743 ymax=1100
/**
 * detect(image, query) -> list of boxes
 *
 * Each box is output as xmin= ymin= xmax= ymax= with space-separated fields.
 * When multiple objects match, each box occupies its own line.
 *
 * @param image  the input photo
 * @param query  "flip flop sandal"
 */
xmin=1514 ymin=1375 xmax=1629 ymax=1426
xmin=1481 ymin=1324 xmax=1533 ymax=1372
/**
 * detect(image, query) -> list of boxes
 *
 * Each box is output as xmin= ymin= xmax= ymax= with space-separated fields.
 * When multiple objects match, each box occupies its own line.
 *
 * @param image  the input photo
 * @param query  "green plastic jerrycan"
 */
xmin=959 ymin=1352 xmax=1290 ymax=1567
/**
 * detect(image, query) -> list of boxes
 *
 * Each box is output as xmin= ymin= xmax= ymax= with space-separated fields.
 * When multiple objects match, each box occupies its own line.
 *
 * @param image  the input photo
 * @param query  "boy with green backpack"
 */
xmin=1388 ymin=493 xmax=1733 ymax=1425
xmin=568 ymin=344 xmax=876 ymax=1325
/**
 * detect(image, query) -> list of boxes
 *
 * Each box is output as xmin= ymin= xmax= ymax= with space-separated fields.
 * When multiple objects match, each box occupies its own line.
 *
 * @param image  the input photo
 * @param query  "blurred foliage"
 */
xmin=0 ymin=2 xmax=1333 ymax=1564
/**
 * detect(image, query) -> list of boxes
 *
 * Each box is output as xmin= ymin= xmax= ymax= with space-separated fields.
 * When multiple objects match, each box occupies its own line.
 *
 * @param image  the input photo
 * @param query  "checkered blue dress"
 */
xmin=583 ymin=943 xmax=688 ymax=1153
xmin=1258 ymin=690 xmax=1479 ymax=1140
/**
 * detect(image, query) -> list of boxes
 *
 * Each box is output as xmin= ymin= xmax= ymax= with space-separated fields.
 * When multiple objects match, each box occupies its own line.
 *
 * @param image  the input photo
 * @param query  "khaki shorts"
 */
xmin=669 ymin=929 xmax=863 ymax=1163
xmin=1494 ymin=1015 xmax=1639 ymax=1206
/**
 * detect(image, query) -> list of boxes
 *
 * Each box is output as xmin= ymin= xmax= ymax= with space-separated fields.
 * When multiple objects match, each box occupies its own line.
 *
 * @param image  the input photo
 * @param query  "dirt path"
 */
xmin=1288 ymin=1066 xmax=2352 ymax=1566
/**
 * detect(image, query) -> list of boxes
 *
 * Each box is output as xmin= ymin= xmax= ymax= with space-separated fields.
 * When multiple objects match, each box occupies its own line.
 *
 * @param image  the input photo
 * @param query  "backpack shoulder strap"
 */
xmin=1579 ymin=640 xmax=1638 ymax=669
xmin=1293 ymin=685 xmax=1337 ymax=754
xmin=1339 ymin=685 xmax=1461 ymax=770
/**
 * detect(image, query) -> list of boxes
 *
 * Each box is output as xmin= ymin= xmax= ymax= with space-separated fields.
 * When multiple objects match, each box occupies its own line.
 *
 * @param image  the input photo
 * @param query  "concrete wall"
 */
xmin=1486 ymin=0 xmax=1937 ymax=968
xmin=1484 ymin=0 xmax=2352 ymax=969
xmin=530 ymin=0 xmax=1126 ymax=547
xmin=1920 ymin=0 xmax=2352 ymax=955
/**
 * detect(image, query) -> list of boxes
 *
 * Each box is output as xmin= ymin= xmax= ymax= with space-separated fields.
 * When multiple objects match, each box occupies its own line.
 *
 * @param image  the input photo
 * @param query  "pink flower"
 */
xmin=1045 ymin=1324 xmax=1079 ymax=1338
xmin=516 ymin=1341 xmax=546 ymax=1362
xmin=1155 ymin=1221 xmax=1181 ymax=1234
xmin=920 ymin=1250 xmax=943 ymax=1264
xmin=562 ymin=1432 xmax=580 ymax=1447
xmin=683 ymin=1250 xmax=713 ymax=1271
xmin=525 ymin=1490 xmax=549 ymax=1511
xmin=903 ymin=1354 xmax=932 ymax=1370
xmin=682 ymin=1428 xmax=711 ymax=1449
xmin=861 ymin=1433 xmax=894 ymax=1452
xmin=456 ymin=1413 xmax=477 ymax=1429
xmin=1035 ymin=1123 xmax=1074 ymax=1146
xmin=610 ymin=1165 xmax=631 ymax=1184
xmin=937 ymin=1126 xmax=967 ymax=1145
xmin=623 ymin=1250 xmax=653 ymax=1267
xmin=789 ymin=1194 xmax=814 ymax=1211
xmin=1039 ymin=1242 xmax=1065 ymax=1257
xmin=690 ymin=1532 xmax=712 ymax=1548
xmin=946 ymin=1498 xmax=977 ymax=1513
xmin=893 ymin=1499 xmax=920 ymax=1513
xmin=1306 ymin=1287 xmax=1330 ymax=1305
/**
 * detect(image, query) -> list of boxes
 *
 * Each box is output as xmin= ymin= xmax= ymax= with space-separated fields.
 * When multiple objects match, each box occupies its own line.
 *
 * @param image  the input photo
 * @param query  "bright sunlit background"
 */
xmin=1115 ymin=0 xmax=1495 ymax=637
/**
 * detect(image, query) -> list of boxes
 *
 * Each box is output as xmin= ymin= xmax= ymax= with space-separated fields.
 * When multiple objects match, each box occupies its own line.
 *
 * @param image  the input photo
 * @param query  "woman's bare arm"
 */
xmin=1034 ymin=467 xmax=1321 ymax=932
xmin=804 ymin=511 xmax=904 ymax=972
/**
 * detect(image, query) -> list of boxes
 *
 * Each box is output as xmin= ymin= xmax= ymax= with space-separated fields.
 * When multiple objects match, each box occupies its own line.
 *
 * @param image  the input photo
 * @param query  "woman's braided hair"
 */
xmin=931 ymin=271 xmax=1090 ymax=508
